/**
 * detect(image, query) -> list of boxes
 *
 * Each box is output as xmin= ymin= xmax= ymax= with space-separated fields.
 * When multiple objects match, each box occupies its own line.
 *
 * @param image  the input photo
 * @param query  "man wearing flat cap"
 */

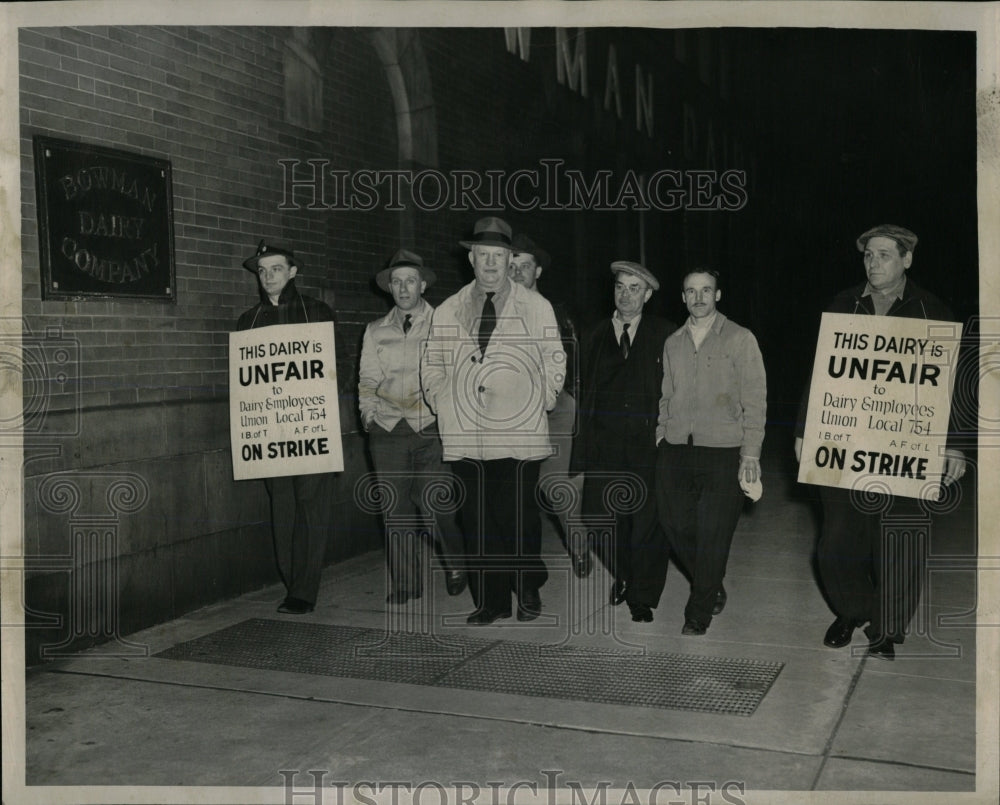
xmin=509 ymin=233 xmax=588 ymax=577
xmin=572 ymin=261 xmax=675 ymax=623
xmin=795 ymin=224 xmax=966 ymax=660
xmin=656 ymin=269 xmax=766 ymax=636
xmin=359 ymin=249 xmax=466 ymax=605
xmin=422 ymin=216 xmax=564 ymax=625
xmin=237 ymin=239 xmax=336 ymax=615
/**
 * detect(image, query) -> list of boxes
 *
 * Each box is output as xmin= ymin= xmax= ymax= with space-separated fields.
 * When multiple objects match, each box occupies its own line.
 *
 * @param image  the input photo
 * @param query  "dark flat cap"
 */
xmin=459 ymin=216 xmax=513 ymax=250
xmin=856 ymin=225 xmax=918 ymax=254
xmin=511 ymin=233 xmax=550 ymax=270
xmin=242 ymin=239 xmax=296 ymax=272
xmin=610 ymin=260 xmax=660 ymax=291
xmin=375 ymin=248 xmax=436 ymax=292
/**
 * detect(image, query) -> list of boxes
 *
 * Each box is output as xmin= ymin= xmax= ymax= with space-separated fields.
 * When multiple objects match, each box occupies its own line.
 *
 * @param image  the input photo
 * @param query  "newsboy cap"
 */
xmin=610 ymin=260 xmax=660 ymax=291
xmin=511 ymin=233 xmax=551 ymax=270
xmin=242 ymin=239 xmax=296 ymax=272
xmin=375 ymin=248 xmax=436 ymax=292
xmin=856 ymin=225 xmax=918 ymax=254
xmin=459 ymin=216 xmax=513 ymax=250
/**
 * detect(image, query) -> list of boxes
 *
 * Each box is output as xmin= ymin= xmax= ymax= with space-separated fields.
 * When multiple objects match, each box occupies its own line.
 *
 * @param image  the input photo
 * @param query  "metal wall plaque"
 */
xmin=33 ymin=136 xmax=176 ymax=302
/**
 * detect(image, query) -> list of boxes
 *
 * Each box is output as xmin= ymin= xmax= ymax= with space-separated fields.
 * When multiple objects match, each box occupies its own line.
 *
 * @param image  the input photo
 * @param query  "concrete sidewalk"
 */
xmin=12 ymin=456 xmax=986 ymax=804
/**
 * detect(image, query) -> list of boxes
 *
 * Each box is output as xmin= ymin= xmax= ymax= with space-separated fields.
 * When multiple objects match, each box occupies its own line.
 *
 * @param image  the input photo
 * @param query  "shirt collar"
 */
xmin=613 ymin=310 xmax=642 ymax=331
xmin=392 ymin=299 xmax=430 ymax=326
xmin=862 ymin=275 xmax=907 ymax=301
xmin=472 ymin=278 xmax=512 ymax=310
xmin=687 ymin=311 xmax=718 ymax=332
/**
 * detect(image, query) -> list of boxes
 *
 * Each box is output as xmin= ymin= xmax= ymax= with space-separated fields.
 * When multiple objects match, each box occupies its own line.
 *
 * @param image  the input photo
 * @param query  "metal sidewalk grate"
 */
xmin=155 ymin=619 xmax=783 ymax=716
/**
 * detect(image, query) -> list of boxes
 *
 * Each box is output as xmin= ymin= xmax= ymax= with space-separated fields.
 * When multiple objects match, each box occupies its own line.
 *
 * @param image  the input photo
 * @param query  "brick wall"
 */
xmin=21 ymin=26 xmax=402 ymax=408
xmin=19 ymin=25 xmax=398 ymax=662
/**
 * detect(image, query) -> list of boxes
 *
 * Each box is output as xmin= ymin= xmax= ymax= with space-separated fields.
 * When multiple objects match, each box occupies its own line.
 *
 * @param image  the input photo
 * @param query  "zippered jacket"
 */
xmin=656 ymin=312 xmax=767 ymax=457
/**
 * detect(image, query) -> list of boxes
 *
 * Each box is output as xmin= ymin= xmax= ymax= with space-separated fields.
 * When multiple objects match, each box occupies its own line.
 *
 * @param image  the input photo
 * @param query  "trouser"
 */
xmin=656 ymin=443 xmax=743 ymax=625
xmin=264 ymin=472 xmax=335 ymax=605
xmin=538 ymin=392 xmax=583 ymax=544
xmin=452 ymin=458 xmax=546 ymax=614
xmin=817 ymin=485 xmax=926 ymax=643
xmin=368 ymin=420 xmax=464 ymax=595
xmin=580 ymin=433 xmax=668 ymax=609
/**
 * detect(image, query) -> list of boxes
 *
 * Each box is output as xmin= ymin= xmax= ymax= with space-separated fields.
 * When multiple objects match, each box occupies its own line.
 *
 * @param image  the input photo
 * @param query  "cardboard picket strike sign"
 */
xmin=229 ymin=321 xmax=343 ymax=480
xmin=798 ymin=312 xmax=962 ymax=501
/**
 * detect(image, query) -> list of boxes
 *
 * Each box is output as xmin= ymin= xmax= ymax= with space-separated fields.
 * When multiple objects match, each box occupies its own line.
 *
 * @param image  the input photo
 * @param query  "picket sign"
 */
xmin=798 ymin=312 xmax=962 ymax=501
xmin=229 ymin=321 xmax=343 ymax=480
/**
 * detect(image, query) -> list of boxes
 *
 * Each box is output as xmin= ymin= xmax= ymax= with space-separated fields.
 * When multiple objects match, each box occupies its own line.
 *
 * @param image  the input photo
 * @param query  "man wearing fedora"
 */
xmin=656 ymin=269 xmax=766 ymax=636
xmin=794 ymin=225 xmax=966 ymax=659
xmin=359 ymin=249 xmax=466 ymax=605
xmin=237 ymin=239 xmax=336 ymax=615
xmin=573 ymin=261 xmax=675 ymax=622
xmin=422 ymin=217 xmax=564 ymax=625
xmin=509 ymin=233 xmax=589 ymax=577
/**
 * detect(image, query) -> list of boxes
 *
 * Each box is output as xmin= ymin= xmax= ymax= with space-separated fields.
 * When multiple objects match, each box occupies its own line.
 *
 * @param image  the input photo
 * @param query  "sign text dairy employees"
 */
xmin=230 ymin=322 xmax=343 ymax=480
xmin=798 ymin=313 xmax=961 ymax=501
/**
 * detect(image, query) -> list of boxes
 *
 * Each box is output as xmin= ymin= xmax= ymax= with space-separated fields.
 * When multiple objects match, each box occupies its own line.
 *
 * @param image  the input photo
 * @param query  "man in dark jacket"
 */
xmin=509 ymin=233 xmax=589 ymax=577
xmin=237 ymin=240 xmax=336 ymax=614
xmin=795 ymin=224 xmax=967 ymax=659
xmin=572 ymin=261 xmax=676 ymax=622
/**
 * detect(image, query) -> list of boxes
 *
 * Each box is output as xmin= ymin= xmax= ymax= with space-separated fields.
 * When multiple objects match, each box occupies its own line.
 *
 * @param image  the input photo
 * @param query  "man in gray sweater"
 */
xmin=655 ymin=269 xmax=766 ymax=635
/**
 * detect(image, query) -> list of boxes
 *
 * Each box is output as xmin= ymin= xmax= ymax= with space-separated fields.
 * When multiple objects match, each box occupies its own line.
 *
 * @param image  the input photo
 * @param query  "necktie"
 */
xmin=620 ymin=322 xmax=631 ymax=360
xmin=478 ymin=292 xmax=496 ymax=355
xmin=403 ymin=314 xmax=412 ymax=334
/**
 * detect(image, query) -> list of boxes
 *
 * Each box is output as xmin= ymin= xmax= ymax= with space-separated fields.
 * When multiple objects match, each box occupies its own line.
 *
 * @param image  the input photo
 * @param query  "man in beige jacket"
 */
xmin=422 ymin=217 xmax=564 ymax=624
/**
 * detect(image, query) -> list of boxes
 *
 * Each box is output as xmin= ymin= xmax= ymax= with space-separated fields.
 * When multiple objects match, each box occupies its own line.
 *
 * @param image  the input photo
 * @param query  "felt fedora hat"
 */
xmin=375 ymin=248 xmax=436 ymax=292
xmin=511 ymin=233 xmax=550 ymax=270
xmin=459 ymin=216 xmax=513 ymax=250
xmin=243 ymin=239 xmax=296 ymax=272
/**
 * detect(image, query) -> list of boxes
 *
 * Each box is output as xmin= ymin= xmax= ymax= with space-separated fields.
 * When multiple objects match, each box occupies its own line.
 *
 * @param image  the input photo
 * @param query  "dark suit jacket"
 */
xmin=570 ymin=313 xmax=676 ymax=475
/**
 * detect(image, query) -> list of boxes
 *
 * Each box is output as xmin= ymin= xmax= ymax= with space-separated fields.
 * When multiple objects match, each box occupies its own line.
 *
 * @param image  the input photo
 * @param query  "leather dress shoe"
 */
xmin=682 ymin=619 xmax=707 ymax=635
xmin=609 ymin=579 xmax=628 ymax=606
xmin=466 ymin=608 xmax=511 ymax=625
xmin=277 ymin=597 xmax=314 ymax=615
xmin=628 ymin=602 xmax=653 ymax=622
xmin=867 ymin=636 xmax=896 ymax=661
xmin=712 ymin=585 xmax=727 ymax=615
xmin=571 ymin=550 xmax=592 ymax=579
xmin=517 ymin=588 xmax=542 ymax=621
xmin=445 ymin=570 xmax=467 ymax=596
xmin=386 ymin=590 xmax=420 ymax=605
xmin=823 ymin=617 xmax=862 ymax=648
